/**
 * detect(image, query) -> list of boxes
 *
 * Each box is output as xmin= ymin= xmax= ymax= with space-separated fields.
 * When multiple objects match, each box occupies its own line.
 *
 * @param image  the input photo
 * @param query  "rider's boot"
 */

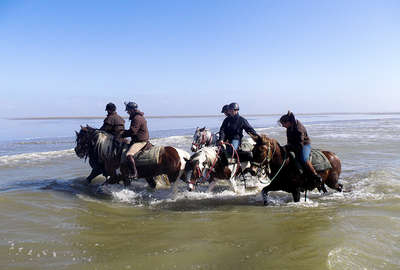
xmin=305 ymin=160 xmax=322 ymax=189
xmin=127 ymin=155 xmax=138 ymax=180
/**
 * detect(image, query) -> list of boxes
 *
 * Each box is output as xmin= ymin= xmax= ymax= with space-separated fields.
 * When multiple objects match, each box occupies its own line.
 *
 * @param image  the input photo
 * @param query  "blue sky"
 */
xmin=1 ymin=0 xmax=399 ymax=117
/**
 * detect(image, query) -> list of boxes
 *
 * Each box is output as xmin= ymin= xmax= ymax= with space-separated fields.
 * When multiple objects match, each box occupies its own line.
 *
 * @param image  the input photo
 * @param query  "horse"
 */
xmin=247 ymin=134 xmax=342 ymax=204
xmin=184 ymin=141 xmax=267 ymax=193
xmin=191 ymin=127 xmax=219 ymax=152
xmin=74 ymin=125 xmax=190 ymax=188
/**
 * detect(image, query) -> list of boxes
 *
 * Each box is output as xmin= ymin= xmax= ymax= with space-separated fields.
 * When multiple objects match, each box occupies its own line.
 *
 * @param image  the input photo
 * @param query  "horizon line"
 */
xmin=5 ymin=111 xmax=400 ymax=120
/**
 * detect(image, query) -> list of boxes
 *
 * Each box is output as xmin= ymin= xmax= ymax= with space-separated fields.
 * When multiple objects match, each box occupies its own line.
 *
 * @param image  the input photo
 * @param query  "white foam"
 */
xmin=0 ymin=149 xmax=75 ymax=168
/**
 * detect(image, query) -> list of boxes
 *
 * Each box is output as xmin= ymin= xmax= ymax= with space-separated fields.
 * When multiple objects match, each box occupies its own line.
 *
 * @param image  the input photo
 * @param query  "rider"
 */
xmin=100 ymin=102 xmax=125 ymax=140
xmin=279 ymin=111 xmax=322 ymax=187
xmin=221 ymin=104 xmax=229 ymax=117
xmin=121 ymin=101 xmax=150 ymax=179
xmin=218 ymin=102 xmax=258 ymax=150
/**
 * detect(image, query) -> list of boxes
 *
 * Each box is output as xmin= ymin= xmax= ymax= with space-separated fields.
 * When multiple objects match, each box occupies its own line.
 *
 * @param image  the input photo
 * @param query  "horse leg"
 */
xmin=324 ymin=171 xmax=342 ymax=192
xmin=261 ymin=179 xmax=283 ymax=205
xmin=292 ymin=188 xmax=301 ymax=202
xmin=145 ymin=177 xmax=157 ymax=189
xmin=86 ymin=166 xmax=103 ymax=183
xmin=207 ymin=179 xmax=217 ymax=192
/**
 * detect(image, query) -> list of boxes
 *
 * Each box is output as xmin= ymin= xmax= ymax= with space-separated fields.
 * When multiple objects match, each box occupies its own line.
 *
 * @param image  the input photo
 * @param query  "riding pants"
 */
xmin=231 ymin=139 xmax=240 ymax=150
xmin=127 ymin=141 xmax=147 ymax=157
xmin=300 ymin=144 xmax=311 ymax=164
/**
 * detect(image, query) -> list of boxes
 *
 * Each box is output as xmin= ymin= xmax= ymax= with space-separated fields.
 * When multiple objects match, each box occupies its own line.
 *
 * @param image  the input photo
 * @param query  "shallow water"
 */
xmin=0 ymin=114 xmax=399 ymax=269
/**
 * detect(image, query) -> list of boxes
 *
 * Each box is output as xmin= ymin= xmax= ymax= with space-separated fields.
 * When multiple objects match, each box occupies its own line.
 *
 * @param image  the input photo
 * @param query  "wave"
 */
xmin=0 ymin=149 xmax=76 ymax=168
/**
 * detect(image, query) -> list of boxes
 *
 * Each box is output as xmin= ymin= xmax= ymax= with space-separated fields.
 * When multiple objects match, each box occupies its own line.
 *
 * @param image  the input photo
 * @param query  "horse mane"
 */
xmin=93 ymin=131 xmax=118 ymax=161
xmin=191 ymin=147 xmax=218 ymax=166
xmin=258 ymin=134 xmax=278 ymax=146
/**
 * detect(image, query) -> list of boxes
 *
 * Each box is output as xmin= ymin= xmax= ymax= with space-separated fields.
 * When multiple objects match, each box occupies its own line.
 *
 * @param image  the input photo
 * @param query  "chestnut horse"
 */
xmin=74 ymin=126 xmax=190 ymax=188
xmin=247 ymin=134 xmax=342 ymax=204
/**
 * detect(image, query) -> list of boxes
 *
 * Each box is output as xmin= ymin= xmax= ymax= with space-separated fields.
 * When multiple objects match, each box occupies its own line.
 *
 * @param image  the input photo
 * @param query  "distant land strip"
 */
xmin=6 ymin=112 xmax=400 ymax=120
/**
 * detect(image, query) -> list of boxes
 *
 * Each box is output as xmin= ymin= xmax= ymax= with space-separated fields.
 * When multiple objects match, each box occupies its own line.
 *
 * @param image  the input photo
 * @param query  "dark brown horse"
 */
xmin=74 ymin=126 xmax=190 ymax=188
xmin=247 ymin=134 xmax=342 ymax=204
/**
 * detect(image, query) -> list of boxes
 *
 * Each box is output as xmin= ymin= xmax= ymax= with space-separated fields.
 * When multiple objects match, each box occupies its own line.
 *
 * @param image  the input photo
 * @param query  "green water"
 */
xmin=1 ymin=188 xmax=399 ymax=270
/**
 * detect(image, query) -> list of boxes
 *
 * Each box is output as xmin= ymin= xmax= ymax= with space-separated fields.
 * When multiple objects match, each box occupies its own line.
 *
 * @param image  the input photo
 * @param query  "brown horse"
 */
xmin=74 ymin=126 xmax=190 ymax=188
xmin=247 ymin=134 xmax=342 ymax=204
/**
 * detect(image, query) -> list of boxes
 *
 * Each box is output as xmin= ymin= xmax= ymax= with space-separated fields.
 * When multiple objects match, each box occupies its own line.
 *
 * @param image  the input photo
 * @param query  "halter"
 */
xmin=251 ymin=139 xmax=286 ymax=182
xmin=189 ymin=142 xmax=241 ymax=186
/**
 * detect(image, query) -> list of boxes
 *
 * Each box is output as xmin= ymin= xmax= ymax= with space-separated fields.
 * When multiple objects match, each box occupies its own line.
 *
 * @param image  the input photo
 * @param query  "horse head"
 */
xmin=191 ymin=127 xmax=214 ymax=152
xmin=74 ymin=125 xmax=97 ymax=159
xmin=184 ymin=147 xmax=218 ymax=191
xmin=247 ymin=134 xmax=277 ymax=176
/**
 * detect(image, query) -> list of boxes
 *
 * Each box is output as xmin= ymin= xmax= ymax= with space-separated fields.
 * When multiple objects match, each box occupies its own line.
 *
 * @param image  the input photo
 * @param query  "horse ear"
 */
xmin=75 ymin=131 xmax=79 ymax=136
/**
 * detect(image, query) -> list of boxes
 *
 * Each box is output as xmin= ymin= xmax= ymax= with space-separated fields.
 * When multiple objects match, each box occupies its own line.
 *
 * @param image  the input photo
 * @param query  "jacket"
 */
xmin=122 ymin=111 xmax=149 ymax=143
xmin=219 ymin=113 xmax=258 ymax=144
xmin=100 ymin=112 xmax=125 ymax=138
xmin=286 ymin=120 xmax=310 ymax=148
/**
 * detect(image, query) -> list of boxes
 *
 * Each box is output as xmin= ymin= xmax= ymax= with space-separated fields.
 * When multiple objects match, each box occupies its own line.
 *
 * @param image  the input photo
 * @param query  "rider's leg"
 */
xmin=231 ymin=139 xmax=240 ymax=150
xmin=127 ymin=155 xmax=138 ymax=179
xmin=301 ymin=144 xmax=322 ymax=188
xmin=126 ymin=141 xmax=147 ymax=179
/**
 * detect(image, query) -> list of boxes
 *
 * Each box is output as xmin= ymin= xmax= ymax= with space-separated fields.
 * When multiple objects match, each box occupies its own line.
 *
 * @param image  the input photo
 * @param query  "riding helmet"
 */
xmin=105 ymin=102 xmax=116 ymax=111
xmin=221 ymin=104 xmax=229 ymax=113
xmin=228 ymin=102 xmax=239 ymax=111
xmin=125 ymin=101 xmax=138 ymax=111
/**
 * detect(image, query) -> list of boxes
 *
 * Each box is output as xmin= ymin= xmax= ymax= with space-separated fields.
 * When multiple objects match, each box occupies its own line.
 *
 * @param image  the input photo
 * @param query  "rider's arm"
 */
xmin=242 ymin=117 xmax=258 ymax=137
xmin=219 ymin=118 xmax=228 ymax=142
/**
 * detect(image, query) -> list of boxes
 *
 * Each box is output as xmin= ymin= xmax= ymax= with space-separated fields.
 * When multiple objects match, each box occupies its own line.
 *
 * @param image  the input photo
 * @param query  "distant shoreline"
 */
xmin=5 ymin=112 xmax=400 ymax=120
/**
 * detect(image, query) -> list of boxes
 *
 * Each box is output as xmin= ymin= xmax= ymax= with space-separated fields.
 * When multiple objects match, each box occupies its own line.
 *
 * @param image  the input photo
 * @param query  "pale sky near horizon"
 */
xmin=1 ymin=0 xmax=399 ymax=117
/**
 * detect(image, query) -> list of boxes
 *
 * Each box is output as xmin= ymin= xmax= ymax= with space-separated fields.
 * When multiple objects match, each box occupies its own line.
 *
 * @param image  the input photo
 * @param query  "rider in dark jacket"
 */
xmin=218 ymin=102 xmax=258 ymax=150
xmin=121 ymin=101 xmax=150 ymax=179
xmin=100 ymin=103 xmax=125 ymax=140
xmin=279 ymin=111 xmax=322 ymax=187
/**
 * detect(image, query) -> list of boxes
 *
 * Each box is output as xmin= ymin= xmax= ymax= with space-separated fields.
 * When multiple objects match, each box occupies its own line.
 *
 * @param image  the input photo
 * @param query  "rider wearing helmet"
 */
xmin=100 ymin=102 xmax=125 ymax=139
xmin=218 ymin=102 xmax=258 ymax=150
xmin=221 ymin=104 xmax=229 ymax=117
xmin=279 ymin=111 xmax=322 ymax=187
xmin=121 ymin=101 xmax=149 ymax=179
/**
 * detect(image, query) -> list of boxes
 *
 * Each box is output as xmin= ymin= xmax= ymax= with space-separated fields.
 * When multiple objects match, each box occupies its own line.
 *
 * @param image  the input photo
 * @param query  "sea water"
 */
xmin=0 ymin=113 xmax=399 ymax=269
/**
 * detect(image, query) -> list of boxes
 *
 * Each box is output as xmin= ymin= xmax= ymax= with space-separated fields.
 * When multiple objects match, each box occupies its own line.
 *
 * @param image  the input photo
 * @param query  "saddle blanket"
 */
xmin=310 ymin=149 xmax=332 ymax=171
xmin=122 ymin=145 xmax=162 ymax=167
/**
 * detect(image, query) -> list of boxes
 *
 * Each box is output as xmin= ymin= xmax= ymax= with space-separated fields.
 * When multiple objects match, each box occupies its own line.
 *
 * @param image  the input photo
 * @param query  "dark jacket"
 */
xmin=286 ymin=120 xmax=310 ymax=148
xmin=100 ymin=111 xmax=125 ymax=138
xmin=219 ymin=113 xmax=258 ymax=144
xmin=122 ymin=111 xmax=149 ymax=143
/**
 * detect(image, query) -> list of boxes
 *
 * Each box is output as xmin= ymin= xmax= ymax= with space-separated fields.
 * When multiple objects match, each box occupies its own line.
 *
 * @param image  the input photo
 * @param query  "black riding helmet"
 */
xmin=105 ymin=102 xmax=116 ymax=112
xmin=221 ymin=104 xmax=229 ymax=113
xmin=125 ymin=101 xmax=138 ymax=111
xmin=228 ymin=102 xmax=239 ymax=111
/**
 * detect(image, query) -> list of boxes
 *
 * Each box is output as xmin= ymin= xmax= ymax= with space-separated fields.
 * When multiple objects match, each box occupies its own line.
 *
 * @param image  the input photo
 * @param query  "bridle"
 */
xmin=189 ymin=142 xmax=241 ymax=186
xmin=251 ymin=140 xmax=275 ymax=173
xmin=251 ymin=139 xmax=286 ymax=182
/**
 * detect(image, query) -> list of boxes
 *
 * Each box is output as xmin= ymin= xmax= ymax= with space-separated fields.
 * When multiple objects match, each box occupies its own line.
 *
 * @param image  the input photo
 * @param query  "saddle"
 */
xmin=121 ymin=142 xmax=161 ymax=167
xmin=288 ymin=148 xmax=332 ymax=172
xmin=310 ymin=149 xmax=332 ymax=171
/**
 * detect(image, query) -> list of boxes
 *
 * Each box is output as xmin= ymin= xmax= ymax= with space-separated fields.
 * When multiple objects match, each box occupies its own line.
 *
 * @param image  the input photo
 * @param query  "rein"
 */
xmin=252 ymin=140 xmax=286 ymax=182
xmin=191 ymin=141 xmax=241 ymax=185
